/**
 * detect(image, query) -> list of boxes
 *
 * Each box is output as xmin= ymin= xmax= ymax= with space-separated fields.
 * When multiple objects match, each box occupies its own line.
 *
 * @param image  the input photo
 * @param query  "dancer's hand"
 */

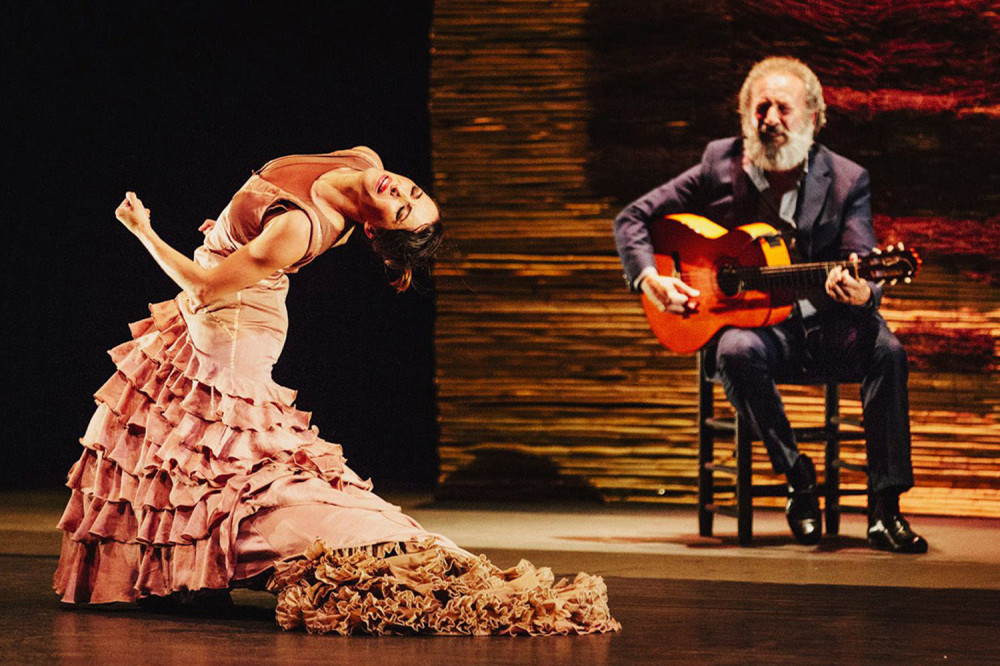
xmin=115 ymin=191 xmax=152 ymax=237
xmin=826 ymin=253 xmax=871 ymax=306
xmin=641 ymin=273 xmax=700 ymax=314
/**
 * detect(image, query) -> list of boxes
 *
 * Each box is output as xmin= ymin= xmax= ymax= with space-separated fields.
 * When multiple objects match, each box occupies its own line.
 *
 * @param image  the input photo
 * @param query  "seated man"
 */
xmin=612 ymin=56 xmax=927 ymax=553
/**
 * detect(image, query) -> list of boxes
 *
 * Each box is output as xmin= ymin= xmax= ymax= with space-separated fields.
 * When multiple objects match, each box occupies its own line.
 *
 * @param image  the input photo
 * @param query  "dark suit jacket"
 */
xmin=612 ymin=137 xmax=882 ymax=309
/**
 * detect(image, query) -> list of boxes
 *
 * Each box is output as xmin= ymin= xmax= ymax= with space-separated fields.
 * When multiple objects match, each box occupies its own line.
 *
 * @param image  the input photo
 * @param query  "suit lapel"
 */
xmin=731 ymin=152 xmax=756 ymax=226
xmin=795 ymin=146 xmax=831 ymax=256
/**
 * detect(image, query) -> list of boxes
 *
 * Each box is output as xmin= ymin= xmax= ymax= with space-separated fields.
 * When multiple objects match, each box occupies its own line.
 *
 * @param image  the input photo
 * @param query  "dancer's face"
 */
xmin=358 ymin=168 xmax=439 ymax=233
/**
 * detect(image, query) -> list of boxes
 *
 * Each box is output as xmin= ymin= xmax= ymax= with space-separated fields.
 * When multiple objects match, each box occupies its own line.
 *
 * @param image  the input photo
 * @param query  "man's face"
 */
xmin=747 ymin=72 xmax=812 ymax=145
xmin=742 ymin=71 xmax=816 ymax=171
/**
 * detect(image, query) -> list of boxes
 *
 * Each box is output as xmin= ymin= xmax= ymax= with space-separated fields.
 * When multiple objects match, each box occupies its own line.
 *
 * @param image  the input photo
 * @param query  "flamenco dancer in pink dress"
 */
xmin=53 ymin=147 xmax=619 ymax=635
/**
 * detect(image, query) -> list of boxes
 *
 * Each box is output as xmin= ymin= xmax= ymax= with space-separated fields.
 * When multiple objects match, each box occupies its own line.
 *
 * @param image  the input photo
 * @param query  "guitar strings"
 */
xmin=671 ymin=263 xmax=839 ymax=279
xmin=669 ymin=259 xmax=911 ymax=285
xmin=670 ymin=260 xmax=910 ymax=279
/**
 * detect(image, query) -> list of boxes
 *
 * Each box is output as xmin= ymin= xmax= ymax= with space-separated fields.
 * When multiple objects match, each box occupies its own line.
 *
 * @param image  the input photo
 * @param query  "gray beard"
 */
xmin=743 ymin=118 xmax=814 ymax=171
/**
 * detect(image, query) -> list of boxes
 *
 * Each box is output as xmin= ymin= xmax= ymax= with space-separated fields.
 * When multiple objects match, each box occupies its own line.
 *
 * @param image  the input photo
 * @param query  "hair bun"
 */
xmin=369 ymin=222 xmax=444 ymax=292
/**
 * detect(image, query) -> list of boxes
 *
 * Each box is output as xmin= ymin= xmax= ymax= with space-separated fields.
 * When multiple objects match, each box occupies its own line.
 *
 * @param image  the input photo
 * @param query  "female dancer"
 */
xmin=53 ymin=147 xmax=619 ymax=636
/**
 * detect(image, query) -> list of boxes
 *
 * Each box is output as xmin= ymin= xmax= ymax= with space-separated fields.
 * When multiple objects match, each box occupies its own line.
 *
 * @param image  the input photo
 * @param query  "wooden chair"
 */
xmin=696 ymin=349 xmax=869 ymax=545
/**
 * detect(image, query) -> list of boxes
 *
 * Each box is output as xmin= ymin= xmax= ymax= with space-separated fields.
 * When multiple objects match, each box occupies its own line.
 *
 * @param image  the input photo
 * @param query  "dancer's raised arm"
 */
xmin=115 ymin=191 xmax=311 ymax=308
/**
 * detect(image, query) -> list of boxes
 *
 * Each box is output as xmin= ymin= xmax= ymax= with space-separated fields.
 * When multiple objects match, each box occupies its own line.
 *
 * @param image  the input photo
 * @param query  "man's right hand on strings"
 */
xmin=639 ymin=273 xmax=700 ymax=314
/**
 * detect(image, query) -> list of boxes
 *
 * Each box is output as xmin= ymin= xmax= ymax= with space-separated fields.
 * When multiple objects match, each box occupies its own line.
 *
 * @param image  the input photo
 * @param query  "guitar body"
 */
xmin=643 ymin=214 xmax=795 ymax=354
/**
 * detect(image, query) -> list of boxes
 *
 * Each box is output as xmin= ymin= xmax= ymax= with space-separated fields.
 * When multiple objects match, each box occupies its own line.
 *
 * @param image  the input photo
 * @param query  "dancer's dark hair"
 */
xmin=368 ymin=219 xmax=444 ymax=292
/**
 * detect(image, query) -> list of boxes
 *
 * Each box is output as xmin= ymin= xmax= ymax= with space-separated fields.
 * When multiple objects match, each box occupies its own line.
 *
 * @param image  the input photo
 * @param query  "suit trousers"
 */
xmin=710 ymin=306 xmax=914 ymax=495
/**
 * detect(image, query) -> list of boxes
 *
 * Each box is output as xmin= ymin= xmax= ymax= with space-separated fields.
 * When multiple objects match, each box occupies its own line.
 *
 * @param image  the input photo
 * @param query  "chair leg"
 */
xmin=697 ymin=353 xmax=715 ymax=537
xmin=824 ymin=383 xmax=841 ymax=536
xmin=735 ymin=412 xmax=754 ymax=546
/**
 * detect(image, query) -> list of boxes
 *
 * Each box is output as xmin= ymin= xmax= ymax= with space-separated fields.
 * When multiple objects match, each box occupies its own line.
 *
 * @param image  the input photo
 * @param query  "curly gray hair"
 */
xmin=738 ymin=57 xmax=827 ymax=136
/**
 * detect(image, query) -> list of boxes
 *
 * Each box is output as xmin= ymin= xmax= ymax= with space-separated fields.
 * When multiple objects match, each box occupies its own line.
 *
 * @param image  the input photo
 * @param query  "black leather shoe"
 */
xmin=867 ymin=514 xmax=929 ymax=554
xmin=785 ymin=455 xmax=821 ymax=545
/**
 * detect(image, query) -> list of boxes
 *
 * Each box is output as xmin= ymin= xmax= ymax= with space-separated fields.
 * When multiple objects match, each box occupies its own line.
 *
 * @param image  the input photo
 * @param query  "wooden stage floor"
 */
xmin=2 ymin=491 xmax=998 ymax=664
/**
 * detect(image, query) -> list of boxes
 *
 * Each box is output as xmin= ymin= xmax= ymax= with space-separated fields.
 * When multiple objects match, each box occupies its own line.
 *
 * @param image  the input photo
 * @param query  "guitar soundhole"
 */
xmin=717 ymin=264 xmax=740 ymax=296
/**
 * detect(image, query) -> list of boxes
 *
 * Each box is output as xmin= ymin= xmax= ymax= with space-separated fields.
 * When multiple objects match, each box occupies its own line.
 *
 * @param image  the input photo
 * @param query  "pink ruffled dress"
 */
xmin=53 ymin=149 xmax=620 ymax=636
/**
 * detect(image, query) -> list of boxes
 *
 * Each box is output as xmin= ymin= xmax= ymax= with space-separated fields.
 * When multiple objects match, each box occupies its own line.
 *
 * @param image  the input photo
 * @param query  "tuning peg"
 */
xmin=885 ymin=244 xmax=894 ymax=252
xmin=890 ymin=279 xmax=898 ymax=285
xmin=904 ymin=277 xmax=911 ymax=283
xmin=873 ymin=247 xmax=882 ymax=255
xmin=897 ymin=242 xmax=905 ymax=250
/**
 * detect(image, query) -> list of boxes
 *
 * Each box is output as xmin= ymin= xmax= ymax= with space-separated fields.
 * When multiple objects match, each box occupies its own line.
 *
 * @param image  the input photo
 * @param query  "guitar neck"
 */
xmin=734 ymin=261 xmax=853 ymax=292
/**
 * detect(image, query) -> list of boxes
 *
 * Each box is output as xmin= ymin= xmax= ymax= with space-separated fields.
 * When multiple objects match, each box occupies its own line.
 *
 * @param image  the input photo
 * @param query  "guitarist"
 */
xmin=612 ymin=57 xmax=927 ymax=553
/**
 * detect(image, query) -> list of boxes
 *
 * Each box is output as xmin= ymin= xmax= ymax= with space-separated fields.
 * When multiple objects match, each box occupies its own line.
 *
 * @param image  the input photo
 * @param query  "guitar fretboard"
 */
xmin=730 ymin=261 xmax=855 ymax=291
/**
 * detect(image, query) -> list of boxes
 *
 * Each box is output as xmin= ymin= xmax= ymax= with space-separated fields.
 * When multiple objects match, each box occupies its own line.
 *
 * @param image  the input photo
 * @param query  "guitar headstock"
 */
xmin=859 ymin=243 xmax=922 ymax=285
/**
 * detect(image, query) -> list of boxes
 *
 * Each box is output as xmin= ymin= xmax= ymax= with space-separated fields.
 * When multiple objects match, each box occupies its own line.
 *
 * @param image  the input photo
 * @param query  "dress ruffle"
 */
xmin=269 ymin=539 xmax=621 ymax=636
xmin=131 ymin=299 xmax=299 ymax=408
xmin=55 ymin=296 xmax=622 ymax=635
xmin=53 ymin=298 xmax=363 ymax=604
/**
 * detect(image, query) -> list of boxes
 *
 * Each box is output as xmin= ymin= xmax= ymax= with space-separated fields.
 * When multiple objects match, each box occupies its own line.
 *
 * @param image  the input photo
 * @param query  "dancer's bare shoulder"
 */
xmin=350 ymin=145 xmax=383 ymax=168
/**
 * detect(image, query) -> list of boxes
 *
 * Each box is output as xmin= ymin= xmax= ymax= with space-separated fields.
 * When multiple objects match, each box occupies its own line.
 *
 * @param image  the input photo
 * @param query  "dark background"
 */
xmin=3 ymin=1 xmax=439 ymax=491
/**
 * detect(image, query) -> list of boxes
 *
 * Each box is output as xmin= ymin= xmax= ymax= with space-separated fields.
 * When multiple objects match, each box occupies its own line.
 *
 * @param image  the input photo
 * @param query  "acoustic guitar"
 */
xmin=642 ymin=214 xmax=921 ymax=353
